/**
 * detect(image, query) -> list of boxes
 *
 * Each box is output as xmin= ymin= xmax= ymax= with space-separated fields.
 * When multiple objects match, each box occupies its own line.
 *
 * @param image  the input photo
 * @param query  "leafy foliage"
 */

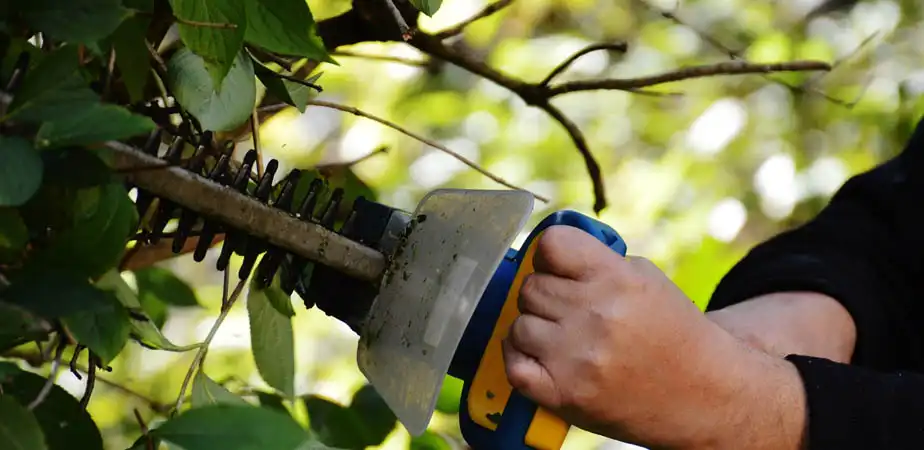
xmin=0 ymin=1 xmax=445 ymax=448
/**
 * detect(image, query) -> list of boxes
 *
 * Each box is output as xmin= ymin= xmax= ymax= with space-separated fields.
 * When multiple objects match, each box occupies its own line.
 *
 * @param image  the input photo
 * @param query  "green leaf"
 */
xmin=2 ymin=268 xmax=114 ymax=319
xmin=134 ymin=266 xmax=201 ymax=307
xmin=253 ymin=59 xmax=321 ymax=113
xmin=40 ymin=147 xmax=113 ymax=189
xmin=435 ymin=375 xmax=462 ymax=414
xmin=409 ymin=0 xmax=442 ymax=16
xmin=0 ymin=369 xmax=104 ymax=450
xmin=303 ymin=395 xmax=367 ymax=449
xmin=5 ymin=46 xmax=82 ymax=120
xmin=409 ymin=431 xmax=452 ymax=450
xmin=108 ymin=15 xmax=153 ymax=104
xmin=26 ymin=182 xmax=137 ymax=279
xmin=35 ymin=103 xmax=156 ymax=149
xmin=243 ymin=0 xmax=334 ymax=63
xmin=94 ymin=270 xmax=201 ymax=352
xmin=0 ymin=395 xmax=49 ymax=450
xmin=0 ymin=302 xmax=51 ymax=352
xmin=169 ymin=0 xmax=247 ymax=86
xmin=191 ymin=370 xmax=249 ymax=408
xmin=19 ymin=0 xmax=129 ymax=44
xmin=61 ymin=291 xmax=131 ymax=365
xmin=167 ymin=48 xmax=256 ymax=132
xmin=247 ymin=275 xmax=295 ymax=398
xmin=0 ymin=136 xmax=43 ymax=207
xmin=151 ymin=404 xmax=315 ymax=450
xmin=0 ymin=209 xmax=28 ymax=263
xmin=348 ymin=385 xmax=396 ymax=446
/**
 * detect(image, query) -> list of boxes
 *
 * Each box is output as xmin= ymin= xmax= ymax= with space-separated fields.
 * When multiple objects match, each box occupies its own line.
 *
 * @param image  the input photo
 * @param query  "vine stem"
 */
xmin=173 ymin=275 xmax=248 ymax=415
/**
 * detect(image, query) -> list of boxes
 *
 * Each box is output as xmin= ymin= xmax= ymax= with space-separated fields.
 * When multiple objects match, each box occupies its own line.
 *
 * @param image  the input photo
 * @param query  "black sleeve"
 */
xmin=704 ymin=115 xmax=924 ymax=449
xmin=706 ymin=115 xmax=924 ymax=370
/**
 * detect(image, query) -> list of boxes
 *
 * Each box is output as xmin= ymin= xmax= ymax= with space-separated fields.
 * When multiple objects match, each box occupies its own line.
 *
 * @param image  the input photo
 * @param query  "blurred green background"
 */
xmin=51 ymin=0 xmax=924 ymax=448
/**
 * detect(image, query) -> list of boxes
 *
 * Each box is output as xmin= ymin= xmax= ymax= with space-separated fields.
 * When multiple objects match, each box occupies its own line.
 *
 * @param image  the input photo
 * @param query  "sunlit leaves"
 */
xmin=18 ymin=0 xmax=129 ymax=44
xmin=243 ymin=0 xmax=333 ymax=62
xmin=0 ymin=369 xmax=104 ymax=450
xmin=169 ymin=0 xmax=247 ymax=86
xmin=0 ymin=136 xmax=42 ymax=207
xmin=0 ymin=395 xmax=48 ymax=450
xmin=151 ymin=404 xmax=320 ymax=450
xmin=167 ymin=48 xmax=256 ymax=132
xmin=247 ymin=275 xmax=295 ymax=398
xmin=191 ymin=371 xmax=248 ymax=407
xmin=409 ymin=0 xmax=443 ymax=16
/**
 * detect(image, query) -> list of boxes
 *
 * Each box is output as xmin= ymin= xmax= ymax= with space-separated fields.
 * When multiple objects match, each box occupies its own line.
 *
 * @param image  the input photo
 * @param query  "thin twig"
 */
xmin=79 ymin=354 xmax=98 ymax=408
xmin=174 ymin=17 xmax=238 ymax=29
xmin=384 ymin=0 xmax=414 ymax=40
xmin=331 ymin=50 xmax=429 ymax=67
xmin=540 ymin=102 xmax=604 ymax=213
xmin=252 ymin=110 xmax=263 ymax=178
xmin=261 ymin=99 xmax=550 ymax=202
xmin=248 ymin=46 xmax=294 ymax=71
xmin=547 ymin=60 xmax=831 ymax=95
xmin=273 ymin=71 xmax=324 ymax=92
xmin=102 ymin=45 xmax=117 ymax=100
xmin=645 ymin=2 xmax=854 ymax=106
xmin=69 ymin=345 xmax=85 ymax=380
xmin=27 ymin=337 xmax=65 ymax=410
xmin=132 ymin=409 xmax=156 ymax=450
xmin=314 ymin=146 xmax=388 ymax=170
xmin=434 ymin=0 xmax=515 ymax=39
xmin=144 ymin=40 xmax=169 ymax=77
xmin=173 ymin=275 xmax=247 ymax=415
xmin=75 ymin=364 xmax=171 ymax=414
xmin=540 ymin=42 xmax=629 ymax=86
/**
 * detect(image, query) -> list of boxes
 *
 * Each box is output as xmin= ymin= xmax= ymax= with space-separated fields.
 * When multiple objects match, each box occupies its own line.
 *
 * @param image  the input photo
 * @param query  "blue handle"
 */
xmin=455 ymin=210 xmax=627 ymax=450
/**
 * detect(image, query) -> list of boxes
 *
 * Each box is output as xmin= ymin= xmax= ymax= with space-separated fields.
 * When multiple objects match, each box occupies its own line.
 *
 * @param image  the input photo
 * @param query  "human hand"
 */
xmin=502 ymin=226 xmax=807 ymax=449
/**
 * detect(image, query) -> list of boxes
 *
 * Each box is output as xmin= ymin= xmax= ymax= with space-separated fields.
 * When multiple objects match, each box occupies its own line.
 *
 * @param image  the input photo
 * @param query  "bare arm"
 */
xmin=706 ymin=291 xmax=856 ymax=363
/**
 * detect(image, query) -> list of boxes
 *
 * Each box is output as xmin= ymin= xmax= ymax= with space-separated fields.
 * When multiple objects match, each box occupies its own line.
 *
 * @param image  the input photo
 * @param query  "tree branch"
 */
xmin=546 ymin=60 xmax=832 ymax=95
xmin=312 ymin=2 xmax=830 ymax=213
xmin=540 ymin=42 xmax=629 ymax=86
xmin=641 ymin=1 xmax=856 ymax=106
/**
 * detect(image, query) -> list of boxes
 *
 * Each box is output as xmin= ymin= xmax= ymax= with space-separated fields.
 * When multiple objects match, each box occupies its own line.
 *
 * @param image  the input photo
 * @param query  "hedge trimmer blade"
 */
xmin=356 ymin=189 xmax=534 ymax=436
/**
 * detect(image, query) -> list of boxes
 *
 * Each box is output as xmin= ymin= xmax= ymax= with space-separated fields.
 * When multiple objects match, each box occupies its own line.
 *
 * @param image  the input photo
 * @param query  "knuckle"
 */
xmin=536 ymin=228 xmax=568 ymax=268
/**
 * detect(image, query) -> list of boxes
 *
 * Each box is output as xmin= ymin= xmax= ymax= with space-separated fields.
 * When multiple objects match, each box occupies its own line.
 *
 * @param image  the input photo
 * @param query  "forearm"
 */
xmin=706 ymin=291 xmax=856 ymax=363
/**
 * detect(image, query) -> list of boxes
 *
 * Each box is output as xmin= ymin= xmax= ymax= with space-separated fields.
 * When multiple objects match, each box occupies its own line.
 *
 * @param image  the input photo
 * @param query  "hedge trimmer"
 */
xmin=3 ymin=46 xmax=627 ymax=450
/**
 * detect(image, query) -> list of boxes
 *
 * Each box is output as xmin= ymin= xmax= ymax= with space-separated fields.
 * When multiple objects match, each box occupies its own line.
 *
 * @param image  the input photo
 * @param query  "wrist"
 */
xmin=702 ymin=339 xmax=808 ymax=450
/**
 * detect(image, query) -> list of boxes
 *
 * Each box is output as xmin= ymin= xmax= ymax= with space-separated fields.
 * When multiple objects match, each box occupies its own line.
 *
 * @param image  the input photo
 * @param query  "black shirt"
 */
xmin=705 ymin=115 xmax=924 ymax=449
